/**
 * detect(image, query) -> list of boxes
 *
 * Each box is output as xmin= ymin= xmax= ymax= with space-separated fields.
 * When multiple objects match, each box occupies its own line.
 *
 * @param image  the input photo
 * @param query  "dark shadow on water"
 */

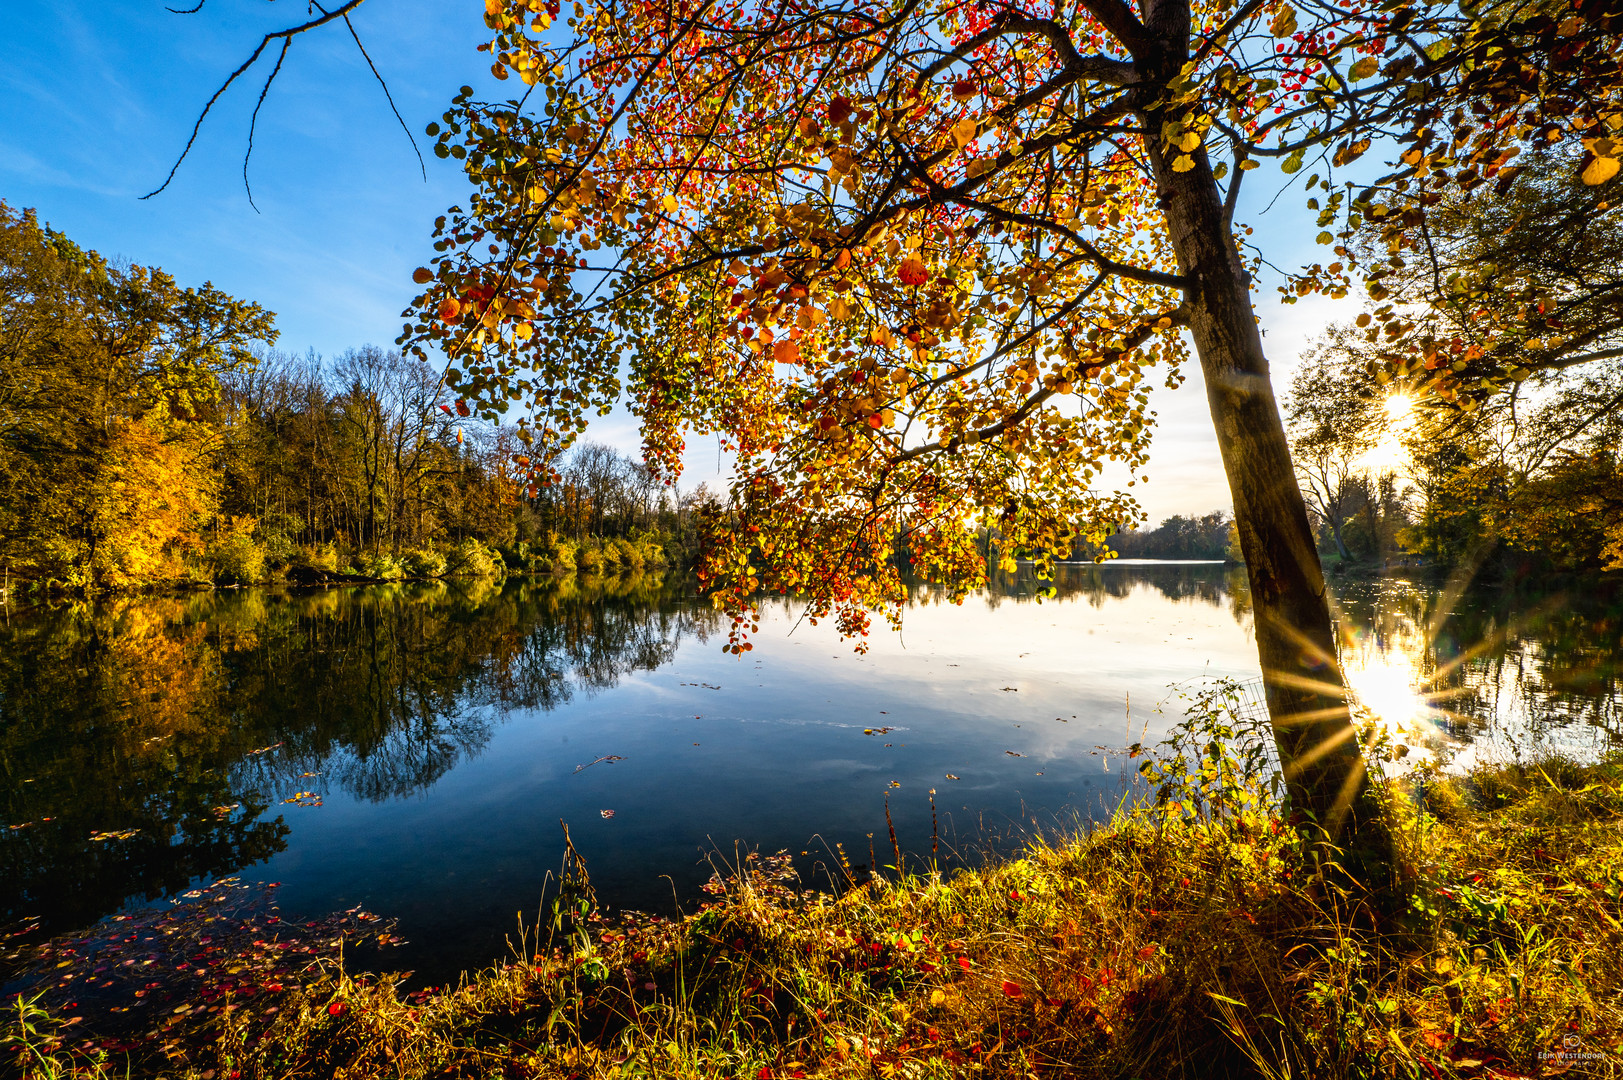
xmin=0 ymin=571 xmax=715 ymax=937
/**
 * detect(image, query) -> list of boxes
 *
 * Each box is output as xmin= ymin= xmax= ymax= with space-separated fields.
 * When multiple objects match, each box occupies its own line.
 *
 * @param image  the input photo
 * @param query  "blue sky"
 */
xmin=4 ymin=0 xmax=1353 ymax=523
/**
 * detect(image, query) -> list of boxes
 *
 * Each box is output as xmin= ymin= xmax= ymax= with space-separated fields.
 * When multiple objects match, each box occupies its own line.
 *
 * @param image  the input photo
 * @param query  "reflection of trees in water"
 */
xmin=0 ymin=572 xmax=712 ymax=933
xmin=908 ymin=561 xmax=1248 ymax=618
xmin=1330 ymin=576 xmax=1623 ymax=752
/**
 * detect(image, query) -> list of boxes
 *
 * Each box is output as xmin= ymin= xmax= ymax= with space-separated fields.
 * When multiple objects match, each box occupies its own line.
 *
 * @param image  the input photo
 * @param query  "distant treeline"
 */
xmin=0 ymin=203 xmax=713 ymax=592
xmin=1083 ymin=511 xmax=1236 ymax=561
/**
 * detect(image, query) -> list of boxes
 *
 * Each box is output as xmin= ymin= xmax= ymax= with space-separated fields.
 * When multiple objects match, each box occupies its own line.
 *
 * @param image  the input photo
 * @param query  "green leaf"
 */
xmin=1282 ymin=148 xmax=1306 ymax=174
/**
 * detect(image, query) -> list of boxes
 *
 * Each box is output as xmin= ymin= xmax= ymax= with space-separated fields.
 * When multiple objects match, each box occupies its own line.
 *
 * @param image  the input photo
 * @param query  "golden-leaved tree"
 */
xmin=0 ymin=202 xmax=276 ymax=586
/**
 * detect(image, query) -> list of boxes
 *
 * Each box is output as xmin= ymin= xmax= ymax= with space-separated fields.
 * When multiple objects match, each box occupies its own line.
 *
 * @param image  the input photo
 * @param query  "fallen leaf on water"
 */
xmin=600 ymin=809 xmax=616 ymax=819
xmin=1005 ymin=751 xmax=1023 ymax=757
xmin=944 ymin=774 xmax=959 ymax=780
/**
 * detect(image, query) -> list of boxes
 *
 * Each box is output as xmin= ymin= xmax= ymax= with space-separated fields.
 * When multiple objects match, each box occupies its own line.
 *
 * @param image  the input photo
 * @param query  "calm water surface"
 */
xmin=2 ymin=565 xmax=1618 ymax=980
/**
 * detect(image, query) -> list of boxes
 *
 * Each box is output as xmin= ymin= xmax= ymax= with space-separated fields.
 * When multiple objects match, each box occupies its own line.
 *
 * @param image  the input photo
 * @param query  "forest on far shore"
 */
xmin=0 ymin=203 xmax=718 ymax=592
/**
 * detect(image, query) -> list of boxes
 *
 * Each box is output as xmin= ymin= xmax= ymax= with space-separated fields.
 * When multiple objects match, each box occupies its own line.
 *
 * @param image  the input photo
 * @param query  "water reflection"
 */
xmin=0 ymin=572 xmax=713 ymax=934
xmin=1334 ymin=575 xmax=1623 ymax=765
xmin=2 ymin=563 xmax=1619 ymax=978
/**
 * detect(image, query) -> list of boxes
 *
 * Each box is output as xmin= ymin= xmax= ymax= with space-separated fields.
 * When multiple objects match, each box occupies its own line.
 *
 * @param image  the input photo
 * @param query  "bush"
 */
xmin=535 ymin=534 xmax=577 ymax=573
xmin=211 ymin=534 xmax=267 ymax=584
xmin=295 ymin=544 xmax=342 ymax=573
xmin=355 ymin=552 xmax=405 ymax=581
xmin=403 ymin=548 xmax=447 ymax=579
xmin=446 ymin=538 xmax=504 ymax=580
xmin=575 ymin=541 xmax=604 ymax=573
xmin=637 ymin=537 xmax=668 ymax=568
xmin=611 ymin=537 xmax=644 ymax=570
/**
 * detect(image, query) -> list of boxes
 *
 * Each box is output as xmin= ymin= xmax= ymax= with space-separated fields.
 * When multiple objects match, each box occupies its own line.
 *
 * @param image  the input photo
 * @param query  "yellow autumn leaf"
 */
xmin=1582 ymin=156 xmax=1620 ymax=186
xmin=1350 ymin=57 xmax=1379 ymax=80
xmin=662 ymin=193 xmax=680 ymax=213
xmin=1177 ymin=131 xmax=1201 ymax=152
xmin=952 ymin=115 xmax=978 ymax=148
xmin=1173 ymin=155 xmax=1195 ymax=172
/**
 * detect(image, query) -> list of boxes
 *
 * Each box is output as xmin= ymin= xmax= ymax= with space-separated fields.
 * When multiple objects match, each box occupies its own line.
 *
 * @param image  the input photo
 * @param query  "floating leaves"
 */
xmin=281 ymin=792 xmax=323 ymax=807
xmin=599 ymin=809 xmax=617 ymax=819
xmin=88 ymin=829 xmax=141 ymax=842
xmin=863 ymin=727 xmax=893 ymax=736
xmin=3 ymin=877 xmax=398 ymax=1061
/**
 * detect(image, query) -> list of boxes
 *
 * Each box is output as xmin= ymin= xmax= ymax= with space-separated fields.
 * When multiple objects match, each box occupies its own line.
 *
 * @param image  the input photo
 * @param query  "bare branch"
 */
xmin=143 ymin=0 xmax=369 ymax=200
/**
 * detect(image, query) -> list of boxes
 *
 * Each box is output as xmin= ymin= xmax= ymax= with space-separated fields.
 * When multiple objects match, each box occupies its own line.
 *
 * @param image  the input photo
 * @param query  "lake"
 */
xmin=2 ymin=564 xmax=1619 ymax=982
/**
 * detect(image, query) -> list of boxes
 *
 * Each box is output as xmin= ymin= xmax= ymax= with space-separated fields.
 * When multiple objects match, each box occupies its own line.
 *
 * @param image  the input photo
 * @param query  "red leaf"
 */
xmin=1001 ymin=980 xmax=1023 ymax=998
xmin=957 ymin=956 xmax=973 ymax=970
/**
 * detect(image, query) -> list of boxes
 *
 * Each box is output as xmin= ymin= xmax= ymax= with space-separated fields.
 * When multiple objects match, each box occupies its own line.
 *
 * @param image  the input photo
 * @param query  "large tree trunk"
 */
xmin=1145 ymin=108 xmax=1383 ymax=851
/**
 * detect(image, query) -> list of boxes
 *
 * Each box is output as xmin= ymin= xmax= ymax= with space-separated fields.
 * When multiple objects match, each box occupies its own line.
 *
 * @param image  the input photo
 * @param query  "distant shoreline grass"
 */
xmin=8 ymin=747 xmax=1621 ymax=1080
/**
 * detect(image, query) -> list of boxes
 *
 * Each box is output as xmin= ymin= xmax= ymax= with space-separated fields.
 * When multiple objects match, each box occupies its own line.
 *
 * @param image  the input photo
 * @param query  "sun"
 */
xmin=1356 ymin=391 xmax=1418 ymax=473
xmin=1382 ymin=391 xmax=1416 ymax=427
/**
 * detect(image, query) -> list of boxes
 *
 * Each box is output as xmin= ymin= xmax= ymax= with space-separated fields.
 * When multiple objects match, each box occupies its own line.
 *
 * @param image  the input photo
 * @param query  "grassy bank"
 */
xmin=8 ymin=750 xmax=1622 ymax=1079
